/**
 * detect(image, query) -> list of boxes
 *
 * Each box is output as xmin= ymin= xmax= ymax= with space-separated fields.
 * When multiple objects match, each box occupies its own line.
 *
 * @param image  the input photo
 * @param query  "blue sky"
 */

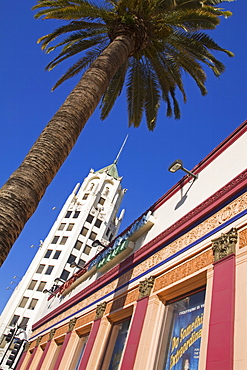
xmin=0 ymin=1 xmax=246 ymax=314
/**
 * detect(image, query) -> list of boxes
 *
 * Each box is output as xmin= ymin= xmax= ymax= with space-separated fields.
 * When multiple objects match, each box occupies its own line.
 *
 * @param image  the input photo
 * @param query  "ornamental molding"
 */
xmin=95 ymin=302 xmax=107 ymax=320
xmin=32 ymin=177 xmax=246 ymax=332
xmin=138 ymin=276 xmax=155 ymax=299
xmin=48 ymin=328 xmax=56 ymax=341
xmin=154 ymin=250 xmax=213 ymax=293
xmin=68 ymin=317 xmax=77 ymax=332
xmin=24 ymin=342 xmax=30 ymax=352
xmin=36 ymin=336 xmax=42 ymax=347
xmin=239 ymin=228 xmax=247 ymax=249
xmin=212 ymin=228 xmax=238 ymax=262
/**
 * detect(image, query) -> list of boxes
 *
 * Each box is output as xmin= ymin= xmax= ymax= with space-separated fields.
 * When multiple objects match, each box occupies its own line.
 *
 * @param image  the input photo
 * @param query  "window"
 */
xmin=83 ymin=245 xmax=91 ymax=255
xmin=60 ymin=269 xmax=70 ymax=281
xmin=89 ymin=231 xmax=97 ymax=241
xmin=81 ymin=227 xmax=88 ymax=237
xmin=28 ymin=298 xmax=38 ymax=310
xmin=36 ymin=264 xmax=45 ymax=274
xmin=60 ymin=236 xmax=68 ymax=245
xmin=83 ymin=193 xmax=89 ymax=200
xmin=28 ymin=280 xmax=37 ymax=290
xmin=9 ymin=315 xmax=20 ymax=327
xmin=18 ymin=297 xmax=28 ymax=308
xmin=89 ymin=183 xmax=94 ymax=191
xmin=106 ymin=228 xmax=110 ymax=237
xmin=53 ymin=250 xmax=61 ymax=259
xmin=104 ymin=186 xmax=110 ymax=196
xmin=67 ymin=223 xmax=75 ymax=231
xmin=44 ymin=250 xmax=52 ymax=258
xmin=86 ymin=214 xmax=94 ymax=224
xmin=101 ymin=317 xmax=131 ymax=369
xmin=58 ymin=223 xmax=66 ymax=231
xmin=73 ymin=211 xmax=80 ymax=218
xmin=78 ymin=259 xmax=86 ymax=267
xmin=74 ymin=240 xmax=83 ymax=250
xmin=157 ymin=289 xmax=205 ymax=370
xmin=19 ymin=317 xmax=29 ymax=330
xmin=65 ymin=211 xmax=72 ymax=218
xmin=99 ymin=197 xmax=105 ymax=205
xmin=45 ymin=265 xmax=54 ymax=275
xmin=37 ymin=281 xmax=46 ymax=292
xmin=51 ymin=236 xmax=59 ymax=244
xmin=67 ymin=254 xmax=76 ymax=265
xmin=95 ymin=219 xmax=102 ymax=228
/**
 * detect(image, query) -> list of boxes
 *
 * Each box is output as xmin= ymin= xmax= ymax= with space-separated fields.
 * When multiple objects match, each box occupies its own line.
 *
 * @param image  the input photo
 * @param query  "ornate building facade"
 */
xmin=0 ymin=160 xmax=126 ymax=369
xmin=13 ymin=121 xmax=247 ymax=370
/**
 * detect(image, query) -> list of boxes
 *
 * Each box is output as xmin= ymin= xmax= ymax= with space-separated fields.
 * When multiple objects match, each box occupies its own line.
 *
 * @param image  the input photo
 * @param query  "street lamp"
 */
xmin=168 ymin=159 xmax=198 ymax=180
xmin=92 ymin=240 xmax=108 ymax=249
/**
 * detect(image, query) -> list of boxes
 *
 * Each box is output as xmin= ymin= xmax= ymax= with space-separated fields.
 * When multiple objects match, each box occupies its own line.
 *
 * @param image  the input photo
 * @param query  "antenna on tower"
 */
xmin=114 ymin=135 xmax=129 ymax=165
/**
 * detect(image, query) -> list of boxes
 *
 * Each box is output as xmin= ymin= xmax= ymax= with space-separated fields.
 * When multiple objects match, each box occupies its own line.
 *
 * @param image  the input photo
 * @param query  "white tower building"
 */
xmin=0 ymin=156 xmax=127 ymax=368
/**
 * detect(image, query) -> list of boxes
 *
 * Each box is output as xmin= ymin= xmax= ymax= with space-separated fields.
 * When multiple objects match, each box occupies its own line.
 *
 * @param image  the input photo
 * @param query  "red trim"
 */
xmin=53 ymin=331 xmax=72 ymax=370
xmin=33 ymin=169 xmax=246 ymax=332
xmin=35 ymin=340 xmax=52 ymax=370
xmin=78 ymin=319 xmax=101 ymax=370
xmin=25 ymin=346 xmax=38 ymax=370
xmin=153 ymin=120 xmax=247 ymax=211
xmin=206 ymin=254 xmax=235 ymax=370
xmin=120 ymin=296 xmax=149 ymax=370
xmin=15 ymin=351 xmax=27 ymax=370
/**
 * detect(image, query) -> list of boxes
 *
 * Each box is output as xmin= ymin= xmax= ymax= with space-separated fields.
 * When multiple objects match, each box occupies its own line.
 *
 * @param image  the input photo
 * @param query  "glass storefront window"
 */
xmin=101 ymin=317 xmax=131 ymax=370
xmin=74 ymin=335 xmax=89 ymax=370
xmin=161 ymin=289 xmax=205 ymax=370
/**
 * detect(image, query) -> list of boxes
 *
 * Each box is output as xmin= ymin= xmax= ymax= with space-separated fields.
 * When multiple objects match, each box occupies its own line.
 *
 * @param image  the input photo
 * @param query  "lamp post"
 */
xmin=168 ymin=159 xmax=198 ymax=180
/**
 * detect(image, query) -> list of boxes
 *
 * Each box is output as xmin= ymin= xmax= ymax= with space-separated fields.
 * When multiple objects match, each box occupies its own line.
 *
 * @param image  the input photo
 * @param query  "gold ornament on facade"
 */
xmin=95 ymin=302 xmax=107 ymax=319
xmin=138 ymin=276 xmax=155 ymax=299
xmin=48 ymin=328 xmax=56 ymax=341
xmin=68 ymin=317 xmax=77 ymax=332
xmin=212 ymin=228 xmax=238 ymax=262
xmin=35 ymin=336 xmax=42 ymax=347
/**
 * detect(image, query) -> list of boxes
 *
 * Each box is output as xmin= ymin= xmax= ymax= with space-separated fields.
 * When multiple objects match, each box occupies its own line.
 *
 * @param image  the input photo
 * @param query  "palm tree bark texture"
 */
xmin=0 ymin=0 xmax=234 ymax=265
xmin=0 ymin=35 xmax=134 ymax=265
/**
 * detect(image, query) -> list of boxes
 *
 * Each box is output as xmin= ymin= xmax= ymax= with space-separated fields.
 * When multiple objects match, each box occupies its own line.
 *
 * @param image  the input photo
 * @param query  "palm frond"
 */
xmin=100 ymin=61 xmax=128 ymax=120
xmin=143 ymin=65 xmax=160 ymax=130
xmin=52 ymin=45 xmax=105 ymax=90
xmin=127 ymin=58 xmax=146 ymax=127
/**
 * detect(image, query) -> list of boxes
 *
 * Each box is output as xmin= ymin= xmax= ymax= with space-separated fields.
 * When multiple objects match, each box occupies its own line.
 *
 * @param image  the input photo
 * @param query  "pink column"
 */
xmin=206 ymin=253 xmax=235 ymax=370
xmin=35 ymin=340 xmax=52 ymax=370
xmin=53 ymin=331 xmax=72 ymax=370
xmin=78 ymin=318 xmax=101 ymax=370
xmin=120 ymin=296 xmax=149 ymax=370
xmin=24 ymin=346 xmax=38 ymax=370
xmin=15 ymin=350 xmax=28 ymax=370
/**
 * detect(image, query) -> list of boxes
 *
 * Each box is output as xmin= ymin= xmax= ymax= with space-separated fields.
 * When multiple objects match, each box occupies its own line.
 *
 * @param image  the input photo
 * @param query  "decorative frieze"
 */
xmin=212 ymin=228 xmax=238 ymax=262
xmin=24 ymin=341 xmax=30 ymax=352
xmin=95 ymin=302 xmax=107 ymax=319
xmin=239 ymin=228 xmax=247 ymax=249
xmin=154 ymin=249 xmax=213 ymax=293
xmin=138 ymin=276 xmax=155 ymax=299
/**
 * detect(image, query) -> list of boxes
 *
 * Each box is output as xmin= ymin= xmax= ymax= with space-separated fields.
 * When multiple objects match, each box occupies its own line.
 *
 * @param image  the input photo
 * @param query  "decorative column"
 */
xmin=24 ymin=336 xmax=42 ymax=370
xmin=206 ymin=228 xmax=238 ymax=370
xmin=78 ymin=302 xmax=107 ymax=370
xmin=120 ymin=276 xmax=155 ymax=370
xmin=35 ymin=328 xmax=56 ymax=370
xmin=53 ymin=317 xmax=77 ymax=370
xmin=15 ymin=342 xmax=30 ymax=370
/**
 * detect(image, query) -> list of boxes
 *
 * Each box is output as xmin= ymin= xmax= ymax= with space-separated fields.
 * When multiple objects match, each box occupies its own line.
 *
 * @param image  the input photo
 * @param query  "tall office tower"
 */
xmin=0 ymin=159 xmax=126 ymax=368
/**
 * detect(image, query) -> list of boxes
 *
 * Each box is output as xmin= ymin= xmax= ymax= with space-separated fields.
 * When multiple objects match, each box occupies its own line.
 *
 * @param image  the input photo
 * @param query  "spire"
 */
xmin=96 ymin=135 xmax=128 ymax=179
xmin=114 ymin=135 xmax=128 ymax=164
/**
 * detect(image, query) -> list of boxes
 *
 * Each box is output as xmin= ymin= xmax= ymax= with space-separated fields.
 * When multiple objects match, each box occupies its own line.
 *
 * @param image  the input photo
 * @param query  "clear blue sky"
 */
xmin=0 ymin=1 xmax=246 ymax=314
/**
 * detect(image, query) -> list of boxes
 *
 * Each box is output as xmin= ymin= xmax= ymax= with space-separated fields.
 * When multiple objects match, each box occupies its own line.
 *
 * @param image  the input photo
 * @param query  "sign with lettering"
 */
xmin=57 ymin=211 xmax=154 ymax=297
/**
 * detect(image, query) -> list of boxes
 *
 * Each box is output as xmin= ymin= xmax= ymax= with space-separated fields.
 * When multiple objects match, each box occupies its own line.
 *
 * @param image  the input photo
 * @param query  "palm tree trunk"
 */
xmin=0 ymin=35 xmax=134 ymax=265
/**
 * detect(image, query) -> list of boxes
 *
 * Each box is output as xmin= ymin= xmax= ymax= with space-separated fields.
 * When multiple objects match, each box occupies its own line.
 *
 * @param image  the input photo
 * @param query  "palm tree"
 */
xmin=0 ymin=0 xmax=234 ymax=265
